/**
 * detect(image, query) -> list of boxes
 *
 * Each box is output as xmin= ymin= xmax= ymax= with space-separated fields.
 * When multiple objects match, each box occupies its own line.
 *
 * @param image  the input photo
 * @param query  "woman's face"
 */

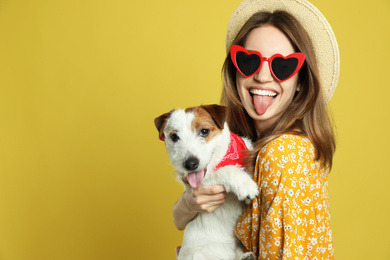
xmin=236 ymin=25 xmax=300 ymax=134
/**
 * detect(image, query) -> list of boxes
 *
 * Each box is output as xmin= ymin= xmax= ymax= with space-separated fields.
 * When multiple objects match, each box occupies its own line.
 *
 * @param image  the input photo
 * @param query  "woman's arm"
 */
xmin=235 ymin=135 xmax=334 ymax=259
xmin=172 ymin=185 xmax=227 ymax=230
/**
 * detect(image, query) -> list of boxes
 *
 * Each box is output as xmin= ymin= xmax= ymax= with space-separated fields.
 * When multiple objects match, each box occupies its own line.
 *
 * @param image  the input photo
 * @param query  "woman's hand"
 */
xmin=172 ymin=185 xmax=227 ymax=230
xmin=189 ymin=185 xmax=227 ymax=213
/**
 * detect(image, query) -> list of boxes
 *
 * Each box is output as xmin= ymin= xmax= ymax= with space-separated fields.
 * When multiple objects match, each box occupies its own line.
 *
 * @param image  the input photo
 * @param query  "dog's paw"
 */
xmin=237 ymin=179 xmax=259 ymax=203
xmin=240 ymin=252 xmax=255 ymax=260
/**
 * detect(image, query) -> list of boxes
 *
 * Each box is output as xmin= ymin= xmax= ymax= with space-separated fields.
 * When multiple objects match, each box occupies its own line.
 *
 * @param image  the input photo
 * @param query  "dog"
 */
xmin=154 ymin=104 xmax=258 ymax=260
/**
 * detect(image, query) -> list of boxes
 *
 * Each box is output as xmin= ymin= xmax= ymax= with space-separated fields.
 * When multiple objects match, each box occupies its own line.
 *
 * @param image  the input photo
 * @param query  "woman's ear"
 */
xmin=294 ymin=85 xmax=301 ymax=99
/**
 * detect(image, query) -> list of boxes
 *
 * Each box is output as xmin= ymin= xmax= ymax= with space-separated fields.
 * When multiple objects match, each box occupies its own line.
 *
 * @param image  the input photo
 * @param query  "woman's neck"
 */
xmin=254 ymin=119 xmax=276 ymax=138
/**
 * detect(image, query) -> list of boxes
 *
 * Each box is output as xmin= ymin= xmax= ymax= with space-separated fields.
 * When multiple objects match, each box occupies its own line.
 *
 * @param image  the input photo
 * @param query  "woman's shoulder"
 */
xmin=255 ymin=134 xmax=324 ymax=179
xmin=258 ymin=133 xmax=315 ymax=159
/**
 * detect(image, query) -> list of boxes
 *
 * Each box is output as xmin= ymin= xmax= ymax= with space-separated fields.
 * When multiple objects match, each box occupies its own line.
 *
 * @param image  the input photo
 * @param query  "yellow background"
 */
xmin=0 ymin=0 xmax=389 ymax=259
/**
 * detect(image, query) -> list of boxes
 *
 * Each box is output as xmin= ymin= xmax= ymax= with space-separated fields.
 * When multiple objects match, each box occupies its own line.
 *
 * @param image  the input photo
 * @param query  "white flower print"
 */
xmin=291 ymin=179 xmax=297 ymax=187
xmin=282 ymin=155 xmax=288 ymax=163
xmin=290 ymin=152 xmax=296 ymax=161
xmin=253 ymin=200 xmax=258 ymax=209
xmin=264 ymin=160 xmax=270 ymax=172
xmin=304 ymin=197 xmax=311 ymax=205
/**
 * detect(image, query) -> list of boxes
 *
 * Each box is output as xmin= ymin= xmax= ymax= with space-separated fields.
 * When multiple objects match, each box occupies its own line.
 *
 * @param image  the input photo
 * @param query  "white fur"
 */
xmin=162 ymin=109 xmax=258 ymax=260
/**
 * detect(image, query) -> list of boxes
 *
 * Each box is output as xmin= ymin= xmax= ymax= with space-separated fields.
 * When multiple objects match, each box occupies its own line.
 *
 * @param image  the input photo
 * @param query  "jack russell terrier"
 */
xmin=154 ymin=104 xmax=257 ymax=260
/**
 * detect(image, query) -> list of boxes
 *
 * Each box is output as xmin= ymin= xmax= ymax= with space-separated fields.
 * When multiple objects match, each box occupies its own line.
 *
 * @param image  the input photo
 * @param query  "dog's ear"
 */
xmin=154 ymin=111 xmax=173 ymax=141
xmin=201 ymin=104 xmax=227 ymax=129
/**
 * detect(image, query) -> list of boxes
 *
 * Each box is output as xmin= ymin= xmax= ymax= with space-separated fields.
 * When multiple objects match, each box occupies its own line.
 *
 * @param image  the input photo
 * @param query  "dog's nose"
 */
xmin=184 ymin=157 xmax=199 ymax=171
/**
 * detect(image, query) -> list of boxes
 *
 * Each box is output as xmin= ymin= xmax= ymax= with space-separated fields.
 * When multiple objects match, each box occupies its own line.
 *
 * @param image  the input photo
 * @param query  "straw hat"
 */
xmin=226 ymin=0 xmax=340 ymax=103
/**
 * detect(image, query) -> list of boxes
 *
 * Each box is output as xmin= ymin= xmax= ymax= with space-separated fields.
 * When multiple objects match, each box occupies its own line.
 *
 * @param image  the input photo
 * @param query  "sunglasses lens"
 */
xmin=236 ymin=52 xmax=261 ymax=77
xmin=271 ymin=57 xmax=299 ymax=81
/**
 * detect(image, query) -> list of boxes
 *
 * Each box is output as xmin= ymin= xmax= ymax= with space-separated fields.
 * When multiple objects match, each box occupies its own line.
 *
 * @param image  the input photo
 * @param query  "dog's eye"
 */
xmin=199 ymin=128 xmax=210 ymax=137
xmin=170 ymin=133 xmax=180 ymax=142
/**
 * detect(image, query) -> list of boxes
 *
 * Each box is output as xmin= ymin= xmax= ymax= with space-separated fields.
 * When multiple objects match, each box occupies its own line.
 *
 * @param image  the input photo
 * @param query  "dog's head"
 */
xmin=154 ymin=104 xmax=228 ymax=188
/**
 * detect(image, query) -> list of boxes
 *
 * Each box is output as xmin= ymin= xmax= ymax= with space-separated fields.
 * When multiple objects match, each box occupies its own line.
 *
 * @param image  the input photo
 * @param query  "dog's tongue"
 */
xmin=253 ymin=95 xmax=273 ymax=115
xmin=187 ymin=170 xmax=205 ymax=188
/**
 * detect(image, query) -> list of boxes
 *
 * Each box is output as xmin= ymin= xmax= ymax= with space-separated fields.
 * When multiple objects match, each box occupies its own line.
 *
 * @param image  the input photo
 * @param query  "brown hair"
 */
xmin=221 ymin=11 xmax=335 ymax=173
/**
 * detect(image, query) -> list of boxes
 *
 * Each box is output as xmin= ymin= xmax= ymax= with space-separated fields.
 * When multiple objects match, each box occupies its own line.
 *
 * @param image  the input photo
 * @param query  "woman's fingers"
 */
xmin=195 ymin=184 xmax=226 ymax=195
xmin=191 ymin=185 xmax=227 ymax=213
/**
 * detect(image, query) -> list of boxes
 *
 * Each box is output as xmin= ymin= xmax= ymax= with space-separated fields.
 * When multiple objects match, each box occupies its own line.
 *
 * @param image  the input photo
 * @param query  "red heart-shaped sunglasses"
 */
xmin=230 ymin=45 xmax=306 ymax=82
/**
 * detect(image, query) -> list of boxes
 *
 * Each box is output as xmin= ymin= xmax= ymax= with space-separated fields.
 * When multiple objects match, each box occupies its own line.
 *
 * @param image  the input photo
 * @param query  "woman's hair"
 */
xmin=221 ymin=11 xmax=335 ymax=173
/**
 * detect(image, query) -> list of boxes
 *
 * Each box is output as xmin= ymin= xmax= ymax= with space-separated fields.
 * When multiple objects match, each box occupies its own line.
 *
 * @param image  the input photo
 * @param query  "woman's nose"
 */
xmin=254 ymin=61 xmax=273 ymax=83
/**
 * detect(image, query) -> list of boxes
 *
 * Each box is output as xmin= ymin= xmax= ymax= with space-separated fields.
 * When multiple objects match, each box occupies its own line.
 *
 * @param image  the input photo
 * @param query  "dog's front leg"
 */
xmin=206 ymin=166 xmax=259 ymax=202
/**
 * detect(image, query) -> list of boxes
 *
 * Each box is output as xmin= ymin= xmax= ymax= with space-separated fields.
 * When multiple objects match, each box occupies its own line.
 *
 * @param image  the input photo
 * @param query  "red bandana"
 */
xmin=214 ymin=132 xmax=248 ymax=171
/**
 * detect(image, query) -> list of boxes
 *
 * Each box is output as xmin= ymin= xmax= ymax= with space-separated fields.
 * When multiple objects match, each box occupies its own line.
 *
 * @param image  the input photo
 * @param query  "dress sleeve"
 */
xmin=255 ymin=135 xmax=333 ymax=259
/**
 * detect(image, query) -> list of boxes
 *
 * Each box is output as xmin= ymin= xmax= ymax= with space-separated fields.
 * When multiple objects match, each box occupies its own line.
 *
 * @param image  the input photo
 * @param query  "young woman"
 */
xmin=173 ymin=0 xmax=340 ymax=259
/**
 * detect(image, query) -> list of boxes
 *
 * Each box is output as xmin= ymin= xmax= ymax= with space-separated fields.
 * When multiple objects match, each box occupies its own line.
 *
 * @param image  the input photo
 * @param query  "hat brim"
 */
xmin=226 ymin=0 xmax=340 ymax=103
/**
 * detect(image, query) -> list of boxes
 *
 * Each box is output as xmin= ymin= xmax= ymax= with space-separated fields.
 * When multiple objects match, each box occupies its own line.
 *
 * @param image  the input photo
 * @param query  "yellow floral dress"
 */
xmin=235 ymin=134 xmax=334 ymax=259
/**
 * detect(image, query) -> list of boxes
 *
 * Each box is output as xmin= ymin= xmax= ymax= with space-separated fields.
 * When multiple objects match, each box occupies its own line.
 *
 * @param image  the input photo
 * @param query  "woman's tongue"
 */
xmin=253 ymin=95 xmax=274 ymax=115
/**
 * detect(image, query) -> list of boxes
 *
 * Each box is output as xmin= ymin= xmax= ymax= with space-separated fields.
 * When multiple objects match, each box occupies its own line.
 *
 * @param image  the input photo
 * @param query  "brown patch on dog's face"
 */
xmin=186 ymin=107 xmax=223 ymax=143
